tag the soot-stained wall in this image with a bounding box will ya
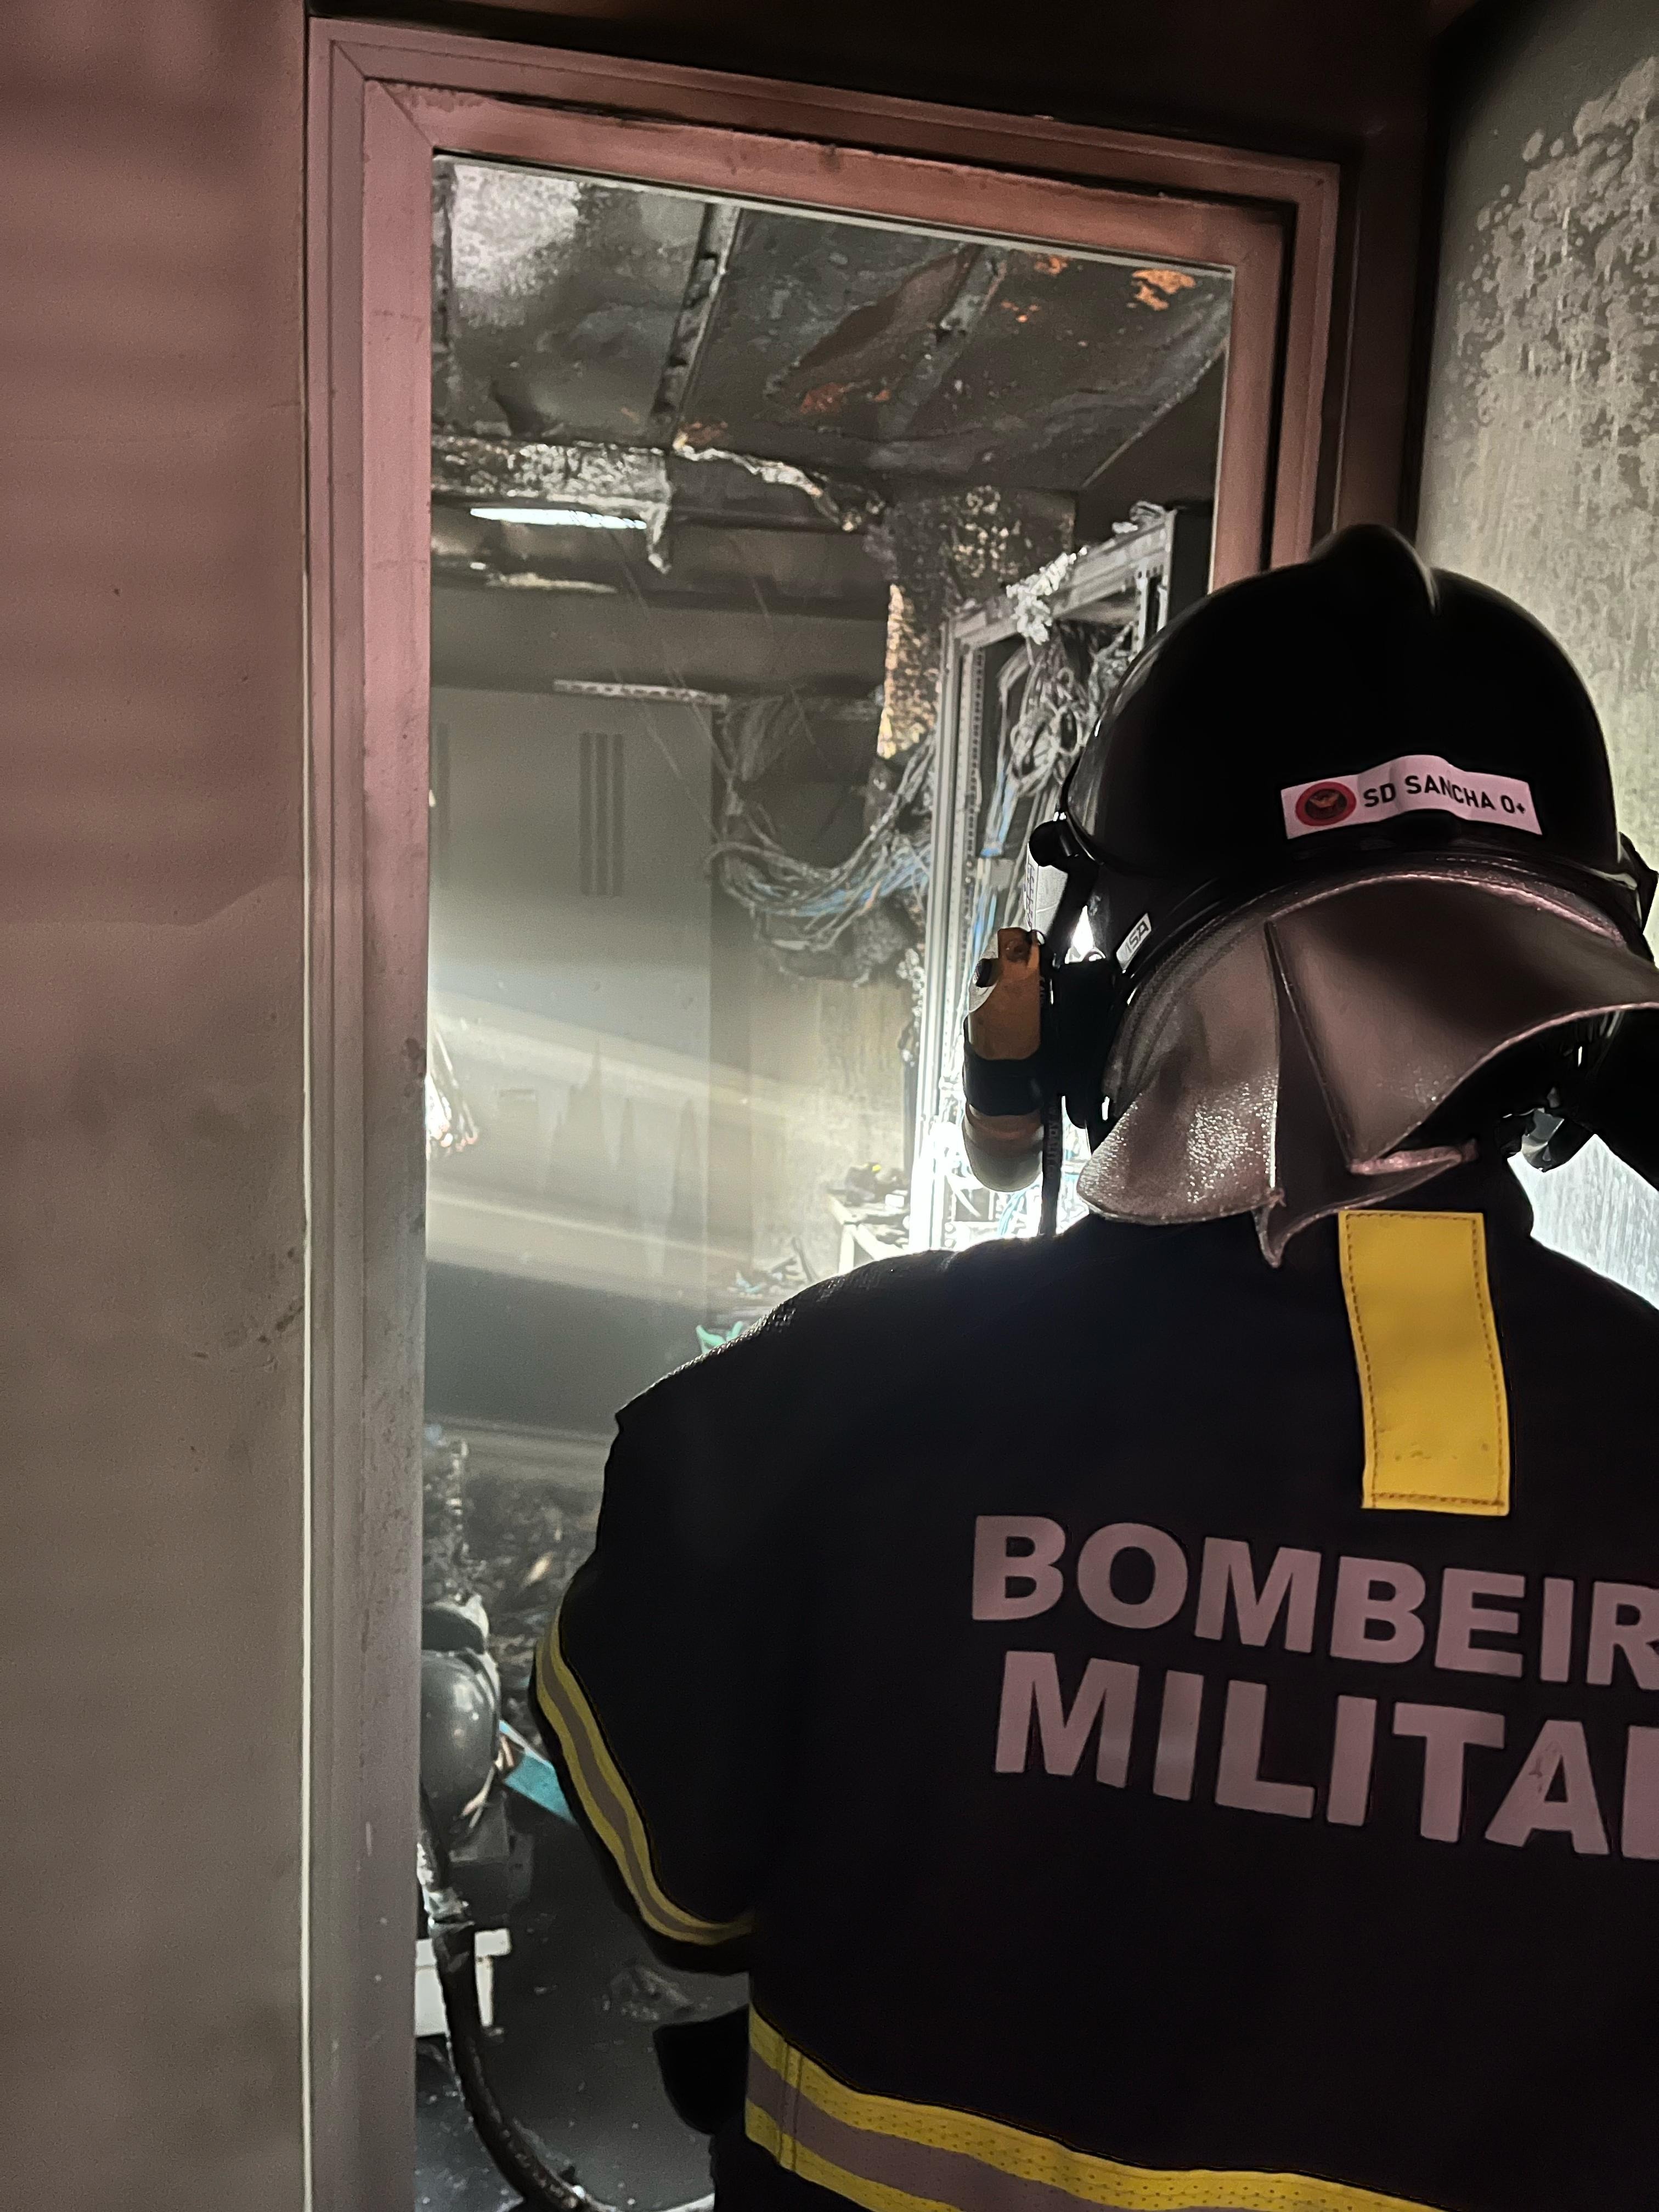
[1418,0,1659,1300]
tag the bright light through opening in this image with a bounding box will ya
[470,506,647,531]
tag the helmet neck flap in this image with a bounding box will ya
[1072,854,1659,1262]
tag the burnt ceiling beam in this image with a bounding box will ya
[432,431,673,565]
[669,507,868,535]
[435,567,887,622]
[873,248,1009,441]
[432,431,672,514]
[670,436,885,532]
[647,201,742,445]
[434,430,884,541]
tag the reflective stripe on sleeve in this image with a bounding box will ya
[533,1605,754,1949]
[1338,1209,1510,1517]
[746,2010,1446,2212]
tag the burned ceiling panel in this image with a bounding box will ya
[431,499,889,613]
[435,167,1232,499]
[437,162,707,442]
[431,161,1229,753]
[428,161,1233,1002]
[680,217,1232,491]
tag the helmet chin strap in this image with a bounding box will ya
[1551,1011,1659,1189]
[1038,1102,1065,1237]
[1032,825,1096,1237]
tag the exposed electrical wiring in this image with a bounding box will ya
[709,697,931,982]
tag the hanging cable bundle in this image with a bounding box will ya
[709,694,932,981]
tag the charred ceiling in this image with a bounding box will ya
[431,158,1231,633]
[430,158,1231,981]
[435,160,1229,488]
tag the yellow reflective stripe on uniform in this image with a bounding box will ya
[747,2011,1447,2212]
[1338,1209,1510,1517]
[533,1606,753,1948]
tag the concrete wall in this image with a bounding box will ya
[1417,0,1659,1300]
[0,4,308,2209]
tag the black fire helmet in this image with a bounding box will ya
[1047,522,1654,973]
[1022,524,1659,1205]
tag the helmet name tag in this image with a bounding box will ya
[1281,753,1541,840]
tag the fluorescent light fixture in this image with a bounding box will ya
[470,505,646,531]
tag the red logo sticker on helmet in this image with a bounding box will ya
[1295,782,1357,828]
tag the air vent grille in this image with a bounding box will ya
[579,730,625,896]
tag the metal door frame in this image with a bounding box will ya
[304,19,1340,2201]
[912,509,1211,1251]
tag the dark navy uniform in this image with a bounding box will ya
[535,1153,1659,2212]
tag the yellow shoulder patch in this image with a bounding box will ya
[1338,1209,1510,1517]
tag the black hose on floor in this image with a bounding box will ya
[417,1791,606,2212]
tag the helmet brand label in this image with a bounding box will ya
[1115,913,1152,970]
[1281,754,1541,840]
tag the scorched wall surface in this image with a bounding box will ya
[1419,0,1659,1300]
